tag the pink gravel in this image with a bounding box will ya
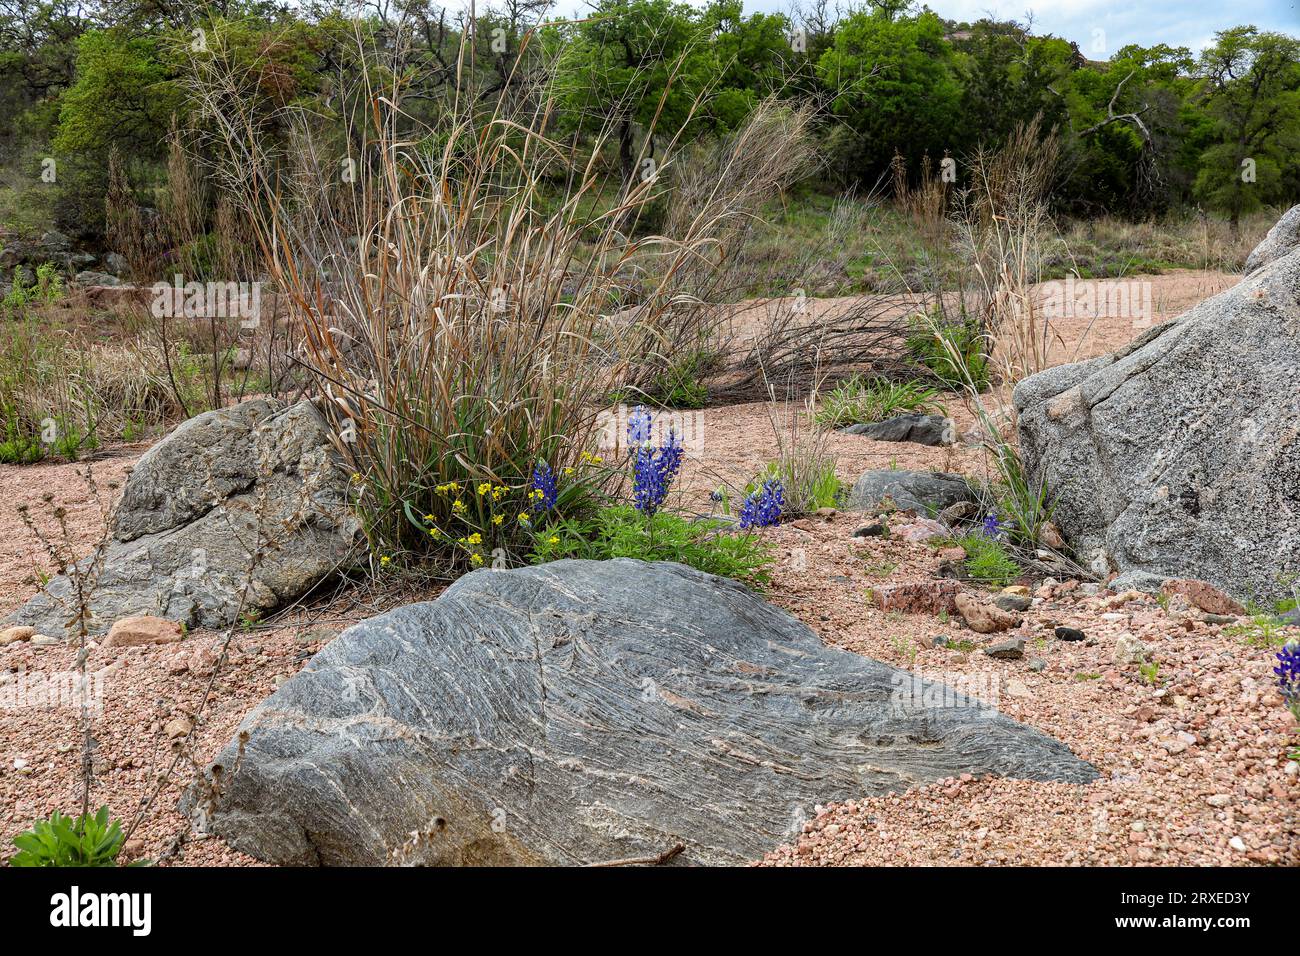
[3,268,1295,866]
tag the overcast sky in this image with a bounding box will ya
[531,0,1297,54]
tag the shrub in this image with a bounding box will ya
[8,807,140,867]
[530,505,773,586]
[959,531,1019,586]
[815,374,946,428]
[905,315,989,390]
[646,349,715,409]
[185,28,793,572]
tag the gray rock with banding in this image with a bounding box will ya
[192,559,1096,866]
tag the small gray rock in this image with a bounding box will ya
[74,270,121,287]
[984,638,1026,660]
[847,469,976,515]
[853,523,887,537]
[102,252,128,276]
[40,229,71,253]
[1028,658,1047,672]
[994,594,1033,613]
[842,414,956,446]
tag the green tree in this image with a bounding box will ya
[700,0,793,130]
[1061,42,1195,213]
[52,28,181,158]
[1193,27,1300,227]
[815,9,960,184]
[550,0,712,188]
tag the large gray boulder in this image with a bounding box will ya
[191,559,1096,866]
[1244,204,1300,276]
[8,398,362,635]
[1015,219,1300,603]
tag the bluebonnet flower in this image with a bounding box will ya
[627,405,653,446]
[709,489,724,503]
[632,428,683,517]
[530,461,557,513]
[982,513,1006,538]
[1274,642,1300,706]
[740,478,784,529]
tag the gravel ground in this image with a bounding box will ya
[753,514,1299,866]
[3,268,1294,867]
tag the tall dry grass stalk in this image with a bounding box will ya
[181,20,794,560]
[891,150,949,249]
[950,118,1063,414]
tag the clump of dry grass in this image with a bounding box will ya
[181,21,803,565]
[1057,208,1276,273]
[949,117,1063,402]
[0,317,206,461]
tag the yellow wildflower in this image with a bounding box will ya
[467,532,482,545]
[469,553,484,567]
[477,482,491,496]
[492,514,504,526]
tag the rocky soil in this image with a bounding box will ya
[1,268,1295,866]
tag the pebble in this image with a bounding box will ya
[994,593,1032,613]
[983,638,1025,660]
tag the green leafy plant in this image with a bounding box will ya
[747,458,840,516]
[33,262,64,303]
[8,807,142,867]
[1226,614,1293,648]
[959,532,1019,586]
[814,375,946,428]
[647,350,715,409]
[530,504,773,586]
[906,314,989,389]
